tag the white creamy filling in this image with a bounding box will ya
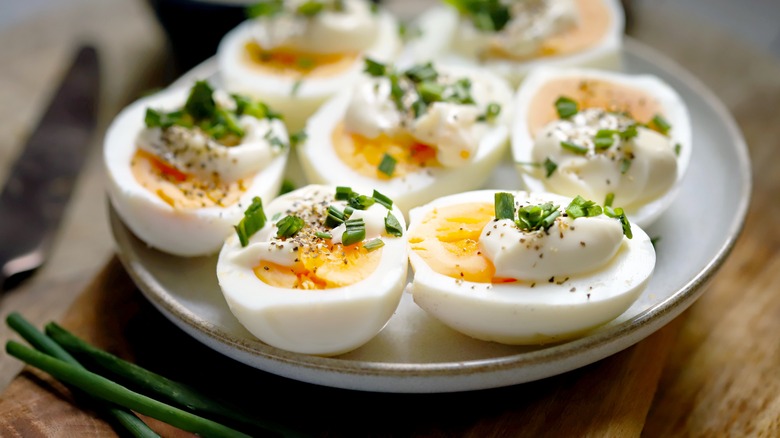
[479,214,624,281]
[136,116,283,183]
[249,0,378,54]
[453,0,579,59]
[532,109,678,208]
[342,71,497,168]
[228,190,389,269]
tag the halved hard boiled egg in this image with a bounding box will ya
[407,189,654,344]
[217,0,402,131]
[216,184,408,356]
[400,0,624,86]
[297,59,514,214]
[511,67,692,228]
[105,81,289,257]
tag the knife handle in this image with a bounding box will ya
[0,46,99,290]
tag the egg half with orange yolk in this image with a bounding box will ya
[400,0,624,86]
[104,82,289,257]
[297,61,514,215]
[511,67,691,228]
[406,190,655,344]
[217,0,401,131]
[216,184,408,356]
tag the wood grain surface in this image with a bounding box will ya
[1,1,779,437]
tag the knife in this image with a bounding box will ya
[0,46,100,291]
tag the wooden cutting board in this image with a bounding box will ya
[0,257,684,437]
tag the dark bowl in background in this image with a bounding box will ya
[146,0,251,76]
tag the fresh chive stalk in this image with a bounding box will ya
[275,215,305,238]
[348,194,376,210]
[44,323,298,437]
[325,205,345,228]
[555,96,578,118]
[494,192,515,220]
[384,212,404,237]
[560,140,588,155]
[6,314,158,438]
[604,192,615,208]
[363,238,385,252]
[335,186,353,200]
[377,154,397,177]
[235,197,266,247]
[565,196,602,219]
[342,218,366,246]
[372,190,393,209]
[6,341,251,438]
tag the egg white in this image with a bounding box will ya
[216,184,409,356]
[104,85,289,257]
[399,0,624,86]
[511,67,692,228]
[297,64,514,215]
[407,189,655,345]
[217,8,401,132]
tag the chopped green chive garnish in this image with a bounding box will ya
[594,130,616,150]
[185,81,217,119]
[275,215,304,238]
[384,212,404,237]
[404,62,438,83]
[516,202,560,232]
[650,114,672,135]
[372,190,393,209]
[565,196,603,219]
[343,206,354,218]
[348,194,376,210]
[342,218,366,246]
[620,157,633,174]
[335,186,354,200]
[234,197,266,247]
[278,179,295,195]
[620,124,639,140]
[290,80,303,96]
[363,238,385,252]
[544,157,558,178]
[296,1,324,16]
[315,231,332,239]
[477,102,501,123]
[364,58,387,77]
[604,192,615,208]
[378,153,397,177]
[325,205,345,228]
[361,60,477,118]
[417,81,446,104]
[296,57,315,70]
[246,0,284,18]
[145,80,278,141]
[561,140,589,155]
[445,0,511,31]
[555,96,579,118]
[289,130,307,147]
[605,206,633,239]
[674,143,682,156]
[650,236,661,247]
[494,192,515,220]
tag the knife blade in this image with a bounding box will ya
[0,45,100,290]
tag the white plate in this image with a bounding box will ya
[110,39,750,393]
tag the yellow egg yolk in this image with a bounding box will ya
[527,78,663,137]
[485,0,611,61]
[244,42,359,79]
[409,202,516,283]
[254,241,382,289]
[332,121,439,179]
[130,150,246,209]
